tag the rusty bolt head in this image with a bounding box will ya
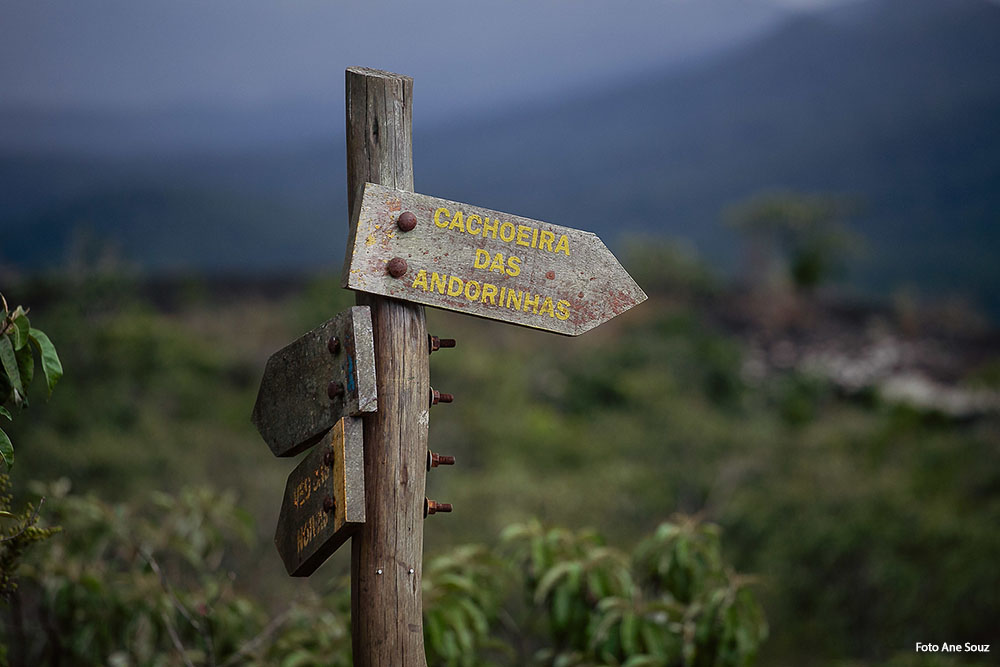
[429,388,454,406]
[424,498,453,517]
[397,211,417,232]
[327,381,344,400]
[427,451,456,470]
[327,336,340,355]
[323,496,335,513]
[429,335,458,353]
[387,257,408,278]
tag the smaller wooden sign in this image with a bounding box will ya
[274,416,365,577]
[252,306,376,457]
[342,183,646,336]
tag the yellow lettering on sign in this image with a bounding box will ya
[516,225,532,247]
[506,289,522,311]
[499,221,516,242]
[430,272,448,295]
[464,280,481,301]
[482,217,498,239]
[523,292,540,314]
[292,462,330,508]
[555,235,570,256]
[539,230,555,252]
[488,253,505,274]
[431,206,571,257]
[296,508,331,556]
[402,260,579,324]
[481,283,499,305]
[431,202,573,259]
[434,207,450,228]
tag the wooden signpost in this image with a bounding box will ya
[252,66,646,666]
[274,416,365,577]
[344,184,646,336]
[252,306,376,457]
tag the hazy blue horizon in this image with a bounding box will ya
[1,0,860,124]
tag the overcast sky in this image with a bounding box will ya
[1,0,860,122]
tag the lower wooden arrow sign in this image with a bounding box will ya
[274,416,365,577]
[252,305,376,457]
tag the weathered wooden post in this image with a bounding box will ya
[344,66,430,666]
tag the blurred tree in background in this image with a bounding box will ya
[727,192,863,293]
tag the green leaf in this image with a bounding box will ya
[621,612,639,656]
[552,585,572,632]
[0,406,10,420]
[536,561,578,603]
[12,313,30,350]
[15,344,34,390]
[29,329,62,397]
[0,426,12,468]
[0,335,23,398]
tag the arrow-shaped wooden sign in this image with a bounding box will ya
[343,183,647,336]
[274,416,365,577]
[252,306,376,457]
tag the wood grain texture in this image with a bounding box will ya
[344,184,647,335]
[273,416,365,577]
[346,67,429,667]
[252,306,376,457]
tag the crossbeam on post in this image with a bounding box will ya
[345,67,429,666]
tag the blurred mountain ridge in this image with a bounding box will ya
[2,0,999,313]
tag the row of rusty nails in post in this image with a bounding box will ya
[313,448,454,517]
[321,332,456,402]
[322,314,458,519]
[426,312,456,518]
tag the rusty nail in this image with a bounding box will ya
[327,381,344,400]
[323,496,335,513]
[429,335,458,353]
[424,498,453,517]
[324,450,335,467]
[397,211,417,232]
[427,451,456,470]
[327,336,340,355]
[387,257,408,278]
[429,388,454,406]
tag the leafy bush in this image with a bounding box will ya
[0,294,63,468]
[2,482,763,667]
